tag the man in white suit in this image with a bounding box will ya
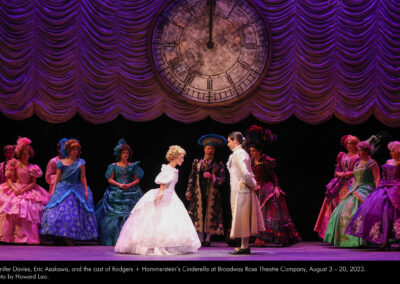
[226,132,265,254]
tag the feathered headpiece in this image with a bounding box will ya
[245,125,277,151]
[113,138,127,156]
[366,131,392,155]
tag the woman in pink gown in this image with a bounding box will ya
[0,137,50,244]
[314,135,359,239]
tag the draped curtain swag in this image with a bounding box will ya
[0,0,399,125]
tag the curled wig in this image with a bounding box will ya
[166,145,186,162]
[115,144,132,162]
[388,141,400,153]
[65,139,82,156]
[15,137,34,158]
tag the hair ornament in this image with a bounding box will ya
[113,138,127,156]
[366,131,391,155]
[245,125,277,151]
[15,137,32,156]
[58,138,68,158]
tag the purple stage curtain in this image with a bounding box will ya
[0,0,399,125]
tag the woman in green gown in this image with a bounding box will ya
[324,141,380,247]
[95,139,144,245]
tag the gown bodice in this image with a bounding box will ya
[105,162,144,185]
[381,164,400,185]
[251,154,279,186]
[339,153,359,172]
[57,159,85,184]
[352,159,376,188]
[16,167,34,184]
[15,164,42,185]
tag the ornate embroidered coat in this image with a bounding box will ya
[186,158,225,235]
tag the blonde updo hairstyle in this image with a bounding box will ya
[166,145,186,162]
[388,141,400,153]
[65,139,82,157]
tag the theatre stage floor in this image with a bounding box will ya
[0,241,399,261]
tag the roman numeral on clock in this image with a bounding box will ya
[226,74,234,85]
[168,58,180,70]
[184,70,196,85]
[238,23,251,30]
[239,61,251,70]
[207,78,213,90]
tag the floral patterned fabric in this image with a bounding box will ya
[40,158,98,240]
[0,161,50,244]
[345,164,400,244]
[324,159,377,247]
[186,159,225,235]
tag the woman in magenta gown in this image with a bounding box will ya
[246,125,300,246]
[314,135,359,239]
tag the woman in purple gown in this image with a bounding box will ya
[345,141,400,249]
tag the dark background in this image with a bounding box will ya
[0,113,398,241]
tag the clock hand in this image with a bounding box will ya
[207,0,216,49]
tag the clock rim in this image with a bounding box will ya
[147,0,273,107]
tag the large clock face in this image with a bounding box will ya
[150,0,271,106]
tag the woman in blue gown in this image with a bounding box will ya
[95,139,144,245]
[40,139,98,245]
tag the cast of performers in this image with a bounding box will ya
[324,140,380,247]
[226,132,265,254]
[40,139,98,245]
[345,141,400,249]
[0,137,50,244]
[95,139,144,246]
[314,135,360,239]
[186,134,226,247]
[0,145,15,184]
[115,145,201,255]
[45,138,68,193]
[246,126,301,246]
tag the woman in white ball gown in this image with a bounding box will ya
[114,145,201,255]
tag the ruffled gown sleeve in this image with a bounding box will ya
[132,161,144,180]
[155,165,174,185]
[45,157,58,186]
[105,163,116,179]
[28,164,43,178]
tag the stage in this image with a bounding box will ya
[0,241,399,280]
[1,241,399,261]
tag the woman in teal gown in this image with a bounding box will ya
[324,141,380,247]
[95,139,144,245]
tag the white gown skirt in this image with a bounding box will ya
[114,188,201,255]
